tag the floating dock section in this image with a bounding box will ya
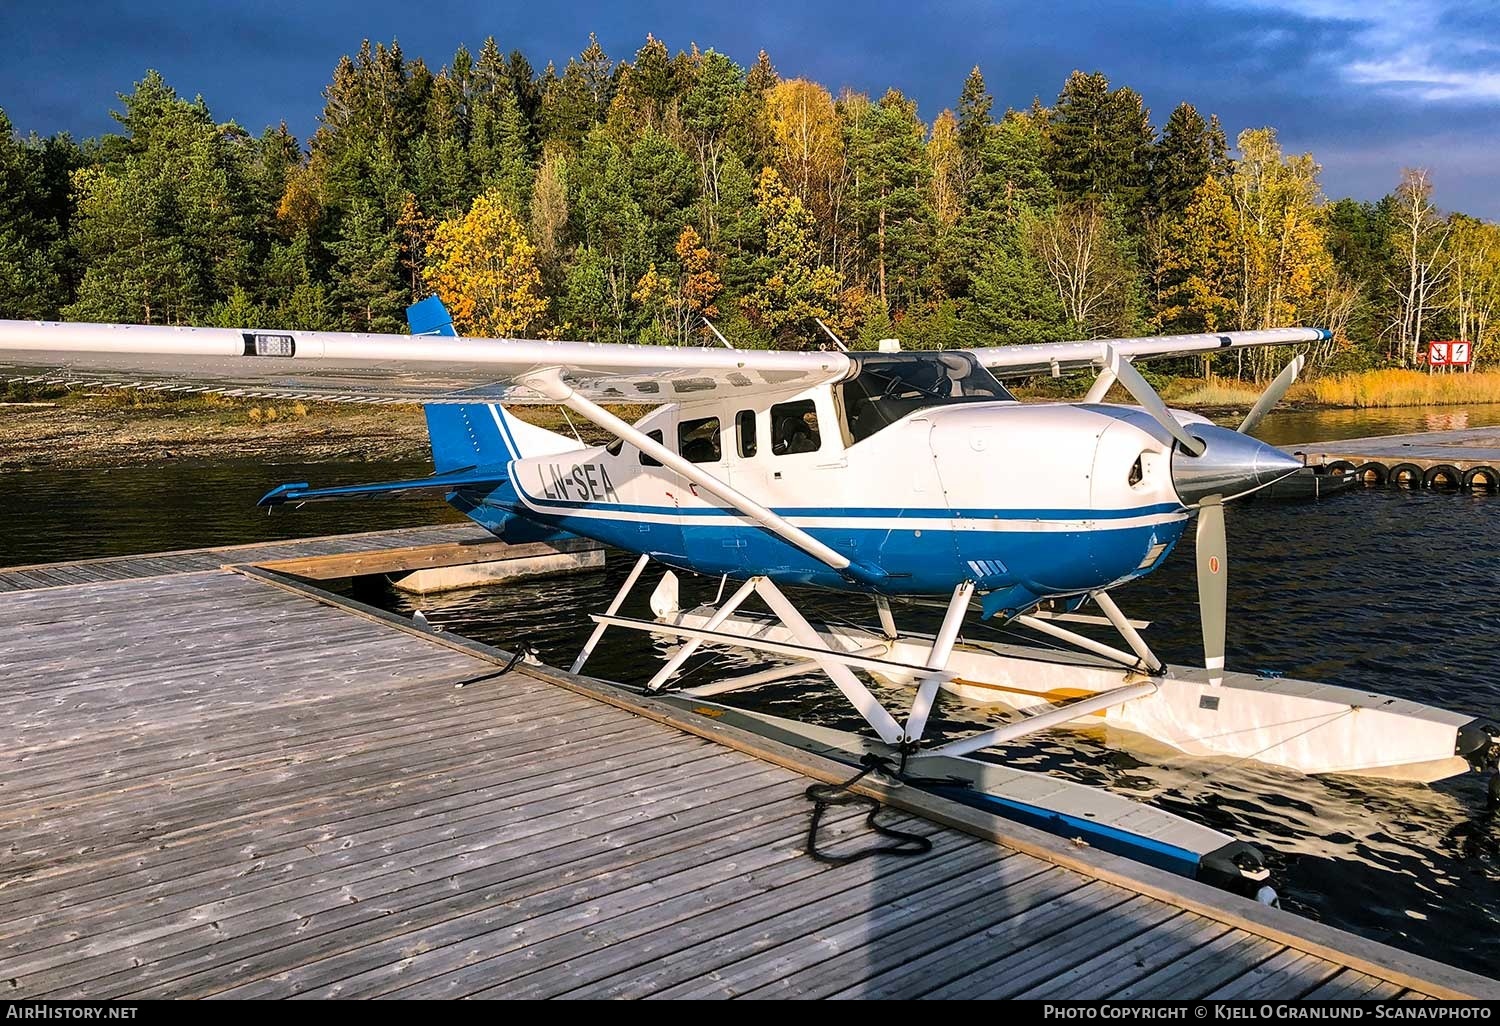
[1294,427,1500,491]
[1,529,1496,999]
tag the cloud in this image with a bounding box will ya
[1226,0,1500,104]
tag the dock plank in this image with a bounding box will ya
[0,560,1493,1001]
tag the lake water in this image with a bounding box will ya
[2,405,1498,976]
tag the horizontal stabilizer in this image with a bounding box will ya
[258,465,507,507]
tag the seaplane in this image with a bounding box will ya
[2,302,1496,899]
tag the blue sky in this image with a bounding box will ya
[2,0,1497,216]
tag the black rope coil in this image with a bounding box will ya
[804,754,934,866]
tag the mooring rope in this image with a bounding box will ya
[803,754,934,866]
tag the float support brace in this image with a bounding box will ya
[570,552,651,674]
[903,581,976,744]
[645,575,759,691]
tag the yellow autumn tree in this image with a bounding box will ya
[423,189,548,337]
[764,79,845,235]
[632,227,726,345]
[1158,176,1242,334]
[395,193,434,302]
[1229,130,1332,328]
[1228,128,1333,378]
[676,225,722,319]
[631,262,674,344]
[928,109,964,227]
[275,164,322,236]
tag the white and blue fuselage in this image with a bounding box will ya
[444,390,1197,619]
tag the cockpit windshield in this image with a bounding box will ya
[837,351,1014,443]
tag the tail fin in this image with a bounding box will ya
[407,295,458,337]
[408,298,583,472]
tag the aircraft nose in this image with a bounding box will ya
[1170,424,1304,505]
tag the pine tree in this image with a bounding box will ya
[469,38,533,209]
[680,50,744,231]
[629,127,697,267]
[1150,102,1214,220]
[578,34,615,126]
[620,34,676,130]
[844,89,935,311]
[65,73,256,324]
[506,49,542,149]
[965,219,1069,344]
[1045,71,1154,219]
[560,245,612,340]
[956,66,992,164]
[0,108,65,318]
[331,199,407,332]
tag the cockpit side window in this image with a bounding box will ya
[736,410,758,457]
[838,352,1014,443]
[679,416,722,463]
[770,400,821,455]
[639,428,665,466]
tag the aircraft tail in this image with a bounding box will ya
[408,298,582,472]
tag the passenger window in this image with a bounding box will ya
[771,400,821,455]
[678,416,722,464]
[736,410,757,458]
[639,428,664,467]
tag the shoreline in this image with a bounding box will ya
[0,397,435,472]
[3,389,1497,473]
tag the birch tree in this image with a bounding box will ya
[1029,200,1137,337]
[1446,214,1500,369]
[1388,168,1452,366]
[1227,129,1332,376]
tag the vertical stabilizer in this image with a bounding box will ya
[407,298,584,471]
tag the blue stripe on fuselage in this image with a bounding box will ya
[512,488,1182,522]
[450,479,1186,600]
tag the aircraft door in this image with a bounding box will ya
[675,407,747,574]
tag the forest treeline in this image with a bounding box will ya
[1,33,1496,376]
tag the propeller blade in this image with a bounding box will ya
[1196,497,1228,687]
[1106,346,1206,456]
[1237,354,1306,436]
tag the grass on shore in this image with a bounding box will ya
[1294,369,1500,408]
[1034,368,1500,410]
[1163,381,1266,407]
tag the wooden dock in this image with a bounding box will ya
[1293,428,1500,489]
[1,532,1497,1000]
[0,524,601,593]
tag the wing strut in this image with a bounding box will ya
[521,370,876,582]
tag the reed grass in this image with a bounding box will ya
[1295,369,1500,408]
[1164,381,1265,407]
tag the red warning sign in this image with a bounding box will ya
[1429,340,1472,366]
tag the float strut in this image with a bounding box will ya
[903,581,976,744]
[1092,590,1164,675]
[569,553,650,675]
[645,576,759,691]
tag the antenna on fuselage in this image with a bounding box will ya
[701,317,735,349]
[814,318,849,353]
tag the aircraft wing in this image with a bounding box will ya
[0,320,848,405]
[0,319,1328,404]
[965,328,1330,378]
